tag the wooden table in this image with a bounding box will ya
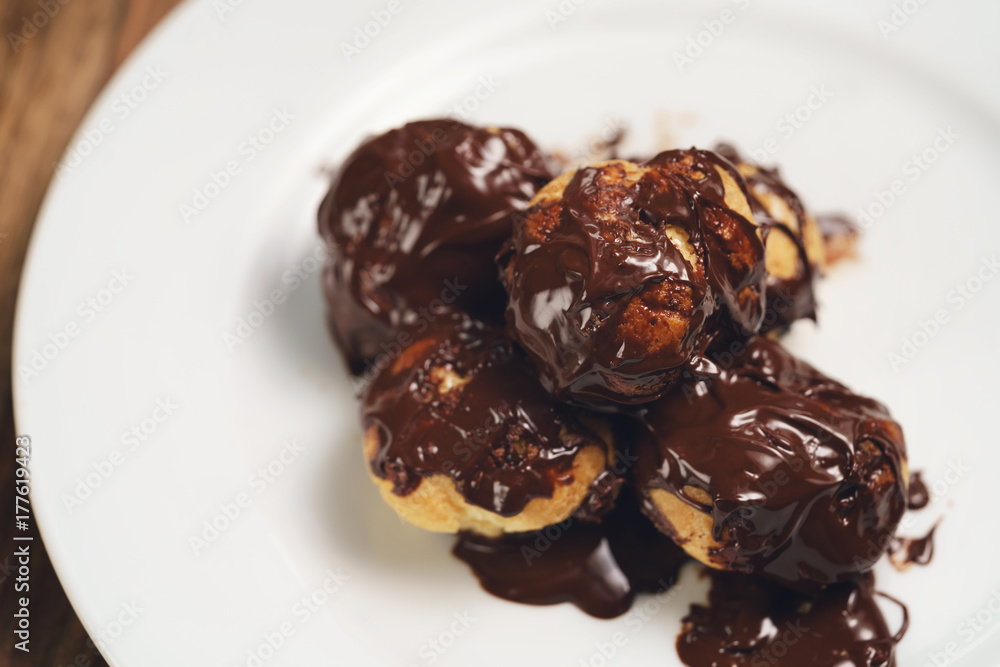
[1,2,182,664]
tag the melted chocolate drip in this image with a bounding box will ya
[452,493,688,618]
[890,523,937,570]
[907,471,930,510]
[636,337,908,588]
[503,149,766,406]
[318,119,552,374]
[362,318,615,517]
[677,571,905,666]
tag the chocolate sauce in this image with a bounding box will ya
[502,149,766,406]
[362,318,616,517]
[636,337,908,588]
[677,571,905,666]
[890,523,937,569]
[452,493,688,618]
[318,119,552,374]
[715,144,818,333]
[907,471,930,510]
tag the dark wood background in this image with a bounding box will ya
[1,1,183,664]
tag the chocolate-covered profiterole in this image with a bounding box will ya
[677,571,906,666]
[636,337,908,588]
[715,144,826,333]
[319,119,551,374]
[362,316,619,536]
[501,150,766,406]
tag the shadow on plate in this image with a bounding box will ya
[265,245,462,579]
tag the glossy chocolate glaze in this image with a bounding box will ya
[318,119,551,374]
[907,471,930,510]
[677,571,905,666]
[636,337,908,588]
[362,317,617,517]
[452,493,688,618]
[502,149,766,407]
[715,144,818,333]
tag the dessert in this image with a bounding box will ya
[318,119,926,666]
[501,150,766,407]
[318,119,551,374]
[715,144,826,333]
[361,316,619,536]
[635,336,908,588]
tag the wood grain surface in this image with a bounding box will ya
[1,1,183,664]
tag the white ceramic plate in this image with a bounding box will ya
[15,0,1000,664]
